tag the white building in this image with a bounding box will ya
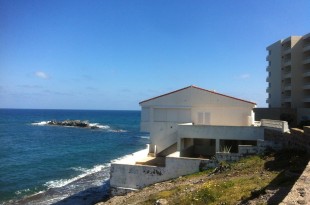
[109,86,268,194]
[140,85,257,156]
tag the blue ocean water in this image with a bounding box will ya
[0,109,149,205]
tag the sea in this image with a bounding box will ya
[0,109,149,205]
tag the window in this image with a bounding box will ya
[197,112,211,125]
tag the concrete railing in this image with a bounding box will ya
[261,119,289,133]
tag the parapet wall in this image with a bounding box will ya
[264,127,310,153]
[261,119,289,133]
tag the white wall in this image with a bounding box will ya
[110,156,217,190]
[177,124,264,142]
[150,122,179,154]
[140,86,256,155]
[191,107,253,126]
[267,41,282,108]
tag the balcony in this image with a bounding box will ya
[304,56,310,64]
[266,66,271,71]
[282,47,291,55]
[266,98,270,104]
[283,72,292,79]
[304,42,310,52]
[283,59,291,66]
[266,87,270,92]
[266,55,271,61]
[283,84,292,91]
[303,71,310,77]
[283,96,292,102]
[266,76,270,82]
[303,84,310,90]
[303,97,310,102]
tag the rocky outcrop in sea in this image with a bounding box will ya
[48,120,100,129]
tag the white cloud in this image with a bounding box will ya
[239,74,250,79]
[35,71,49,79]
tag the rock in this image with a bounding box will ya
[47,120,92,128]
[155,199,168,205]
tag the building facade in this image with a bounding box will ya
[266,33,310,109]
[140,85,257,156]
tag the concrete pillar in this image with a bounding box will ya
[177,138,182,151]
[216,139,220,152]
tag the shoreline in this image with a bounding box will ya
[1,149,149,205]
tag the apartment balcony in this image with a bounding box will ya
[304,56,310,64]
[304,42,310,52]
[266,87,270,93]
[303,84,310,90]
[303,71,310,77]
[303,97,310,102]
[283,96,292,102]
[266,66,271,71]
[266,98,270,103]
[266,55,271,61]
[266,76,270,82]
[283,84,292,91]
[283,59,291,67]
[282,47,291,55]
[283,72,292,79]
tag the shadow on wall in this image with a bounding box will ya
[254,108,297,127]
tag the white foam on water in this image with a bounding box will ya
[10,147,147,205]
[140,136,150,139]
[44,164,110,189]
[31,121,50,126]
[108,129,127,133]
[89,123,110,129]
[15,188,31,195]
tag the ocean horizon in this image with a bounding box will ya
[0,109,149,205]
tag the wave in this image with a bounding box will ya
[7,148,147,205]
[140,136,150,139]
[15,189,31,196]
[44,164,110,189]
[31,121,50,126]
[88,123,110,129]
[45,147,148,190]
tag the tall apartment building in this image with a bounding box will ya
[266,33,310,109]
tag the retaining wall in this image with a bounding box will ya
[110,155,217,195]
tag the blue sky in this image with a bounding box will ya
[0,0,309,110]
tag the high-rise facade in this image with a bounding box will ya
[266,33,310,109]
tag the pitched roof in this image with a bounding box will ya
[139,85,256,105]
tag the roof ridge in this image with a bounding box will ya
[139,85,256,105]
